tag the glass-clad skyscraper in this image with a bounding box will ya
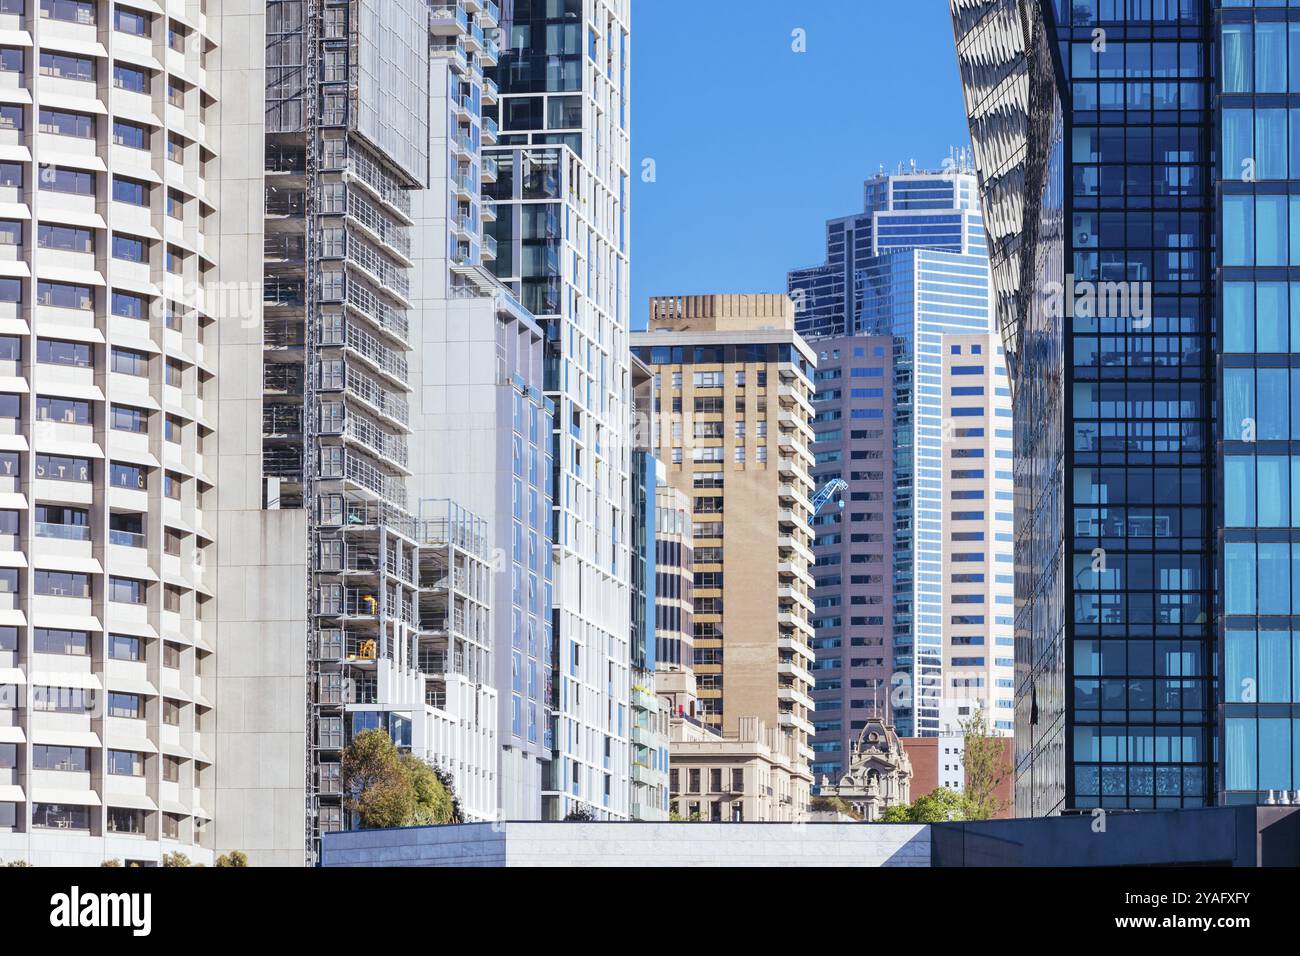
[952,0,1266,815]
[790,170,1010,741]
[486,0,632,820]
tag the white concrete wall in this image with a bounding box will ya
[321,821,932,867]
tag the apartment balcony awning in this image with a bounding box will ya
[39,788,101,807]
[40,90,106,115]
[34,439,103,460]
[0,609,23,628]
[36,265,105,287]
[0,785,22,803]
[104,791,157,811]
[31,615,100,638]
[31,729,102,750]
[103,733,157,755]
[106,618,155,639]
[32,554,103,577]
[36,150,107,174]
[0,552,25,568]
[0,667,24,685]
[0,494,23,515]
[31,670,102,690]
[0,726,24,743]
[105,678,158,700]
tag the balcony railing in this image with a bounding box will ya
[36,522,91,541]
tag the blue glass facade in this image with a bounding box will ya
[1217,0,1300,803]
[789,173,997,738]
[957,0,1241,812]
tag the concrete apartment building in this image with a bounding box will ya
[0,0,232,867]
[0,0,629,866]
[633,294,817,770]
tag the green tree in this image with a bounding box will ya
[343,730,465,829]
[878,787,968,823]
[343,728,415,829]
[215,851,249,867]
[101,859,121,868]
[563,804,594,822]
[3,859,32,867]
[161,851,191,867]
[401,754,457,825]
[960,705,1010,821]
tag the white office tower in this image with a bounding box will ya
[0,0,224,865]
[485,0,633,819]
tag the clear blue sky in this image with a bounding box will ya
[629,0,971,330]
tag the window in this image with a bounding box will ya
[0,48,22,74]
[35,570,90,597]
[110,405,148,433]
[109,633,141,661]
[111,348,148,377]
[162,699,180,725]
[32,686,91,712]
[37,338,91,367]
[0,104,21,131]
[113,120,148,149]
[113,7,148,35]
[40,52,94,81]
[36,454,90,482]
[41,0,94,24]
[109,576,147,605]
[37,281,93,309]
[112,176,149,206]
[106,807,145,834]
[39,166,94,196]
[109,461,146,490]
[38,108,93,138]
[108,692,142,718]
[112,234,146,263]
[32,745,88,771]
[112,291,148,320]
[32,624,91,655]
[37,224,92,252]
[113,63,149,93]
[163,584,182,612]
[164,414,182,443]
[107,750,143,776]
[36,396,92,425]
[33,804,91,829]
[164,471,182,499]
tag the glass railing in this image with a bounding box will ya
[480,155,498,179]
[35,522,90,541]
[109,529,146,548]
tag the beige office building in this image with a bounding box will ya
[940,331,1014,735]
[633,294,817,770]
[667,714,811,822]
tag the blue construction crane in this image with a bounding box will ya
[810,478,848,517]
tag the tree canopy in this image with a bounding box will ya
[342,728,460,829]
